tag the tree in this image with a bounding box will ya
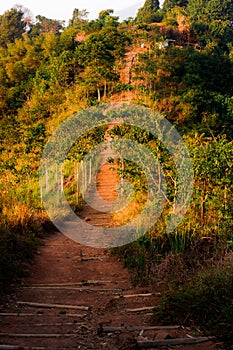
[69,9,89,28]
[134,45,233,134]
[59,26,78,51]
[187,0,233,22]
[100,26,131,60]
[0,8,27,47]
[80,9,119,34]
[75,32,119,100]
[98,9,119,27]
[187,0,233,48]
[163,0,188,12]
[0,34,44,112]
[14,4,34,30]
[135,0,160,23]
[29,15,64,36]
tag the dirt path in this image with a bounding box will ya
[0,136,218,349]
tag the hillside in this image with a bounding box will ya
[0,2,232,348]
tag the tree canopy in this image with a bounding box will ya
[135,0,160,23]
[163,0,188,12]
[0,8,27,47]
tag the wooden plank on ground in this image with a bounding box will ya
[16,301,89,311]
[0,313,36,317]
[29,280,112,287]
[0,313,86,317]
[81,257,103,261]
[113,293,161,299]
[0,333,75,338]
[0,346,25,350]
[22,286,122,292]
[98,325,180,333]
[137,337,215,348]
[126,306,155,312]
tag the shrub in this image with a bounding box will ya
[0,227,39,294]
[153,263,233,345]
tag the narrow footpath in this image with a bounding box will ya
[0,130,218,349]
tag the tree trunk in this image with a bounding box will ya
[201,178,206,226]
[104,81,107,98]
[97,86,101,101]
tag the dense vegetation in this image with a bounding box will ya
[0,0,232,344]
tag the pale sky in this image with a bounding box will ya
[0,0,145,22]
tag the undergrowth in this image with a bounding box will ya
[0,184,46,295]
[114,229,233,346]
[153,261,233,345]
[0,223,41,295]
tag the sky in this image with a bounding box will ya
[0,0,147,22]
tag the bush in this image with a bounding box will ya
[0,227,39,294]
[153,263,233,345]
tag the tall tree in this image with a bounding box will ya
[187,0,233,22]
[98,9,119,27]
[69,9,89,28]
[187,0,233,48]
[0,8,26,48]
[163,0,189,12]
[75,31,119,100]
[135,0,160,23]
[30,15,64,36]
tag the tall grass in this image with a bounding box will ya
[153,261,233,345]
[0,177,45,294]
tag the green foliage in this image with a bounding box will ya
[68,8,89,28]
[113,83,135,92]
[135,0,160,24]
[75,26,129,99]
[67,126,108,161]
[154,265,233,343]
[112,127,232,295]
[29,15,64,36]
[163,0,188,12]
[0,8,26,48]
[134,46,233,135]
[0,7,232,337]
[188,0,233,22]
[98,9,119,27]
[187,0,233,47]
[24,123,46,154]
[81,9,119,33]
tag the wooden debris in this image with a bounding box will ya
[113,293,161,299]
[44,244,65,247]
[26,322,74,326]
[0,345,80,350]
[0,313,86,317]
[29,280,112,287]
[61,313,87,317]
[126,306,155,312]
[81,257,102,261]
[0,313,36,317]
[16,301,89,311]
[0,346,25,350]
[137,337,215,348]
[0,348,49,350]
[23,286,122,292]
[98,324,180,334]
[0,333,75,338]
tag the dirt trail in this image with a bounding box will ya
[120,46,146,85]
[0,133,218,349]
